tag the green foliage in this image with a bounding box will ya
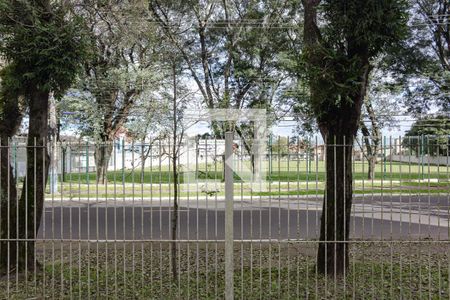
[321,0,409,58]
[66,1,158,140]
[0,63,22,118]
[302,0,408,118]
[404,115,450,156]
[0,0,88,99]
[383,0,450,114]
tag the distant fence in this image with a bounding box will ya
[389,154,450,166]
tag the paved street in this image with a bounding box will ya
[37,195,449,240]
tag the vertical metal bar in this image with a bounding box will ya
[38,138,45,299]
[418,136,423,299]
[86,141,91,299]
[131,140,136,295]
[113,139,118,300]
[260,136,266,300]
[186,137,190,299]
[140,140,145,292]
[224,132,234,300]
[249,133,254,298]
[6,138,11,297]
[0,138,2,294]
[379,136,385,294]
[15,140,22,295]
[355,136,360,299]
[104,141,109,298]
[59,142,64,299]
[122,139,126,299]
[408,136,412,298]
[195,138,199,299]
[324,136,328,293]
[296,136,301,298]
[77,140,82,300]
[314,135,319,298]
[67,144,73,299]
[158,139,162,297]
[214,136,218,300]
[343,135,346,295]
[333,135,337,287]
[216,136,219,299]
[33,139,38,294]
[50,139,55,300]
[149,139,154,296]
[277,136,282,299]
[427,136,432,299]
[239,135,244,298]
[398,136,403,297]
[389,136,394,299]
[447,140,449,300]
[167,137,172,296]
[95,141,100,298]
[205,136,209,297]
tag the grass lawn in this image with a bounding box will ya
[60,161,450,185]
[1,242,448,299]
[43,160,449,199]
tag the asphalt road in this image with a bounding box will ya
[37,195,449,241]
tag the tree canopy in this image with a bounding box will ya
[404,114,450,155]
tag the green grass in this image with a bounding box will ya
[60,161,450,185]
[41,160,448,198]
[1,242,448,299]
[254,188,449,197]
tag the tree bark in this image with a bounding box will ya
[368,156,376,180]
[317,134,353,276]
[0,139,19,275]
[94,141,113,184]
[61,146,67,182]
[17,89,50,272]
[303,0,371,277]
[361,123,377,180]
[171,148,179,281]
[170,62,179,282]
[0,96,23,275]
[360,97,381,180]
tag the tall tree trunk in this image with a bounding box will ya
[17,89,50,271]
[171,150,178,281]
[360,97,381,180]
[368,156,376,180]
[361,124,376,180]
[49,94,58,193]
[94,141,113,184]
[61,146,67,182]
[0,96,23,275]
[171,61,179,282]
[317,134,353,276]
[0,138,19,275]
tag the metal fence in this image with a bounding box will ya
[0,135,449,299]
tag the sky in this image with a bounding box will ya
[184,115,416,143]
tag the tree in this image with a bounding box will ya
[152,54,193,282]
[359,68,400,179]
[0,64,25,275]
[301,0,407,276]
[389,0,449,114]
[0,0,87,274]
[403,114,450,156]
[149,0,293,171]
[70,1,158,183]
